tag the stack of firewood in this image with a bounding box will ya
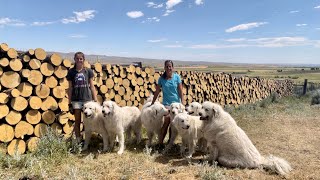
[0,42,293,155]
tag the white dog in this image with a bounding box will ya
[186,102,207,152]
[82,101,109,151]
[141,102,169,146]
[185,102,202,116]
[199,101,292,175]
[172,113,204,158]
[102,101,142,155]
[164,102,186,152]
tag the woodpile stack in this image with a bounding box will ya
[0,42,293,155]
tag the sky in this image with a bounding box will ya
[0,0,320,64]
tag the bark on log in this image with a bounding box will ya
[0,71,21,88]
[26,110,41,125]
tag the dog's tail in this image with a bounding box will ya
[260,155,292,176]
[145,93,155,104]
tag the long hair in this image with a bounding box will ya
[161,60,173,79]
[74,51,85,60]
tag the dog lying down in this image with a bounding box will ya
[199,101,292,175]
[172,112,204,158]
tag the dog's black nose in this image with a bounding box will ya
[199,112,202,116]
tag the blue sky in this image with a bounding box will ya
[1,0,319,64]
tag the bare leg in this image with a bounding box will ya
[74,109,82,143]
[159,115,170,144]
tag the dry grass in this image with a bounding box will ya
[0,94,319,179]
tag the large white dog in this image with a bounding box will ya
[172,113,204,158]
[102,101,142,155]
[185,101,207,152]
[164,102,186,152]
[82,101,109,151]
[141,102,169,146]
[199,101,292,175]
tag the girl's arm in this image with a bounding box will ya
[151,84,161,105]
[178,82,185,105]
[89,78,98,102]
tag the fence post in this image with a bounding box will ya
[303,79,308,95]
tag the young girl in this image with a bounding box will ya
[67,52,98,143]
[151,60,185,145]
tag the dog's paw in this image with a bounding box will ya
[117,150,124,155]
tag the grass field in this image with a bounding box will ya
[173,65,320,84]
[0,92,319,179]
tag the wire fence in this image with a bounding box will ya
[293,79,320,95]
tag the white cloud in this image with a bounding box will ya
[166,0,183,9]
[163,9,175,16]
[147,17,160,22]
[296,23,307,27]
[31,21,55,26]
[225,22,268,33]
[289,10,299,13]
[147,38,167,43]
[190,36,312,49]
[126,11,144,18]
[164,44,183,48]
[314,5,320,9]
[146,2,163,8]
[69,34,87,38]
[0,17,26,27]
[62,10,96,24]
[195,0,204,5]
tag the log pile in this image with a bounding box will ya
[0,43,293,155]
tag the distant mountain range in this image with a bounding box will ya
[53,52,320,68]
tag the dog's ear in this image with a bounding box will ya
[212,107,218,117]
[179,104,185,112]
[155,109,158,116]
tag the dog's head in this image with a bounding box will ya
[172,113,190,130]
[186,102,202,116]
[102,100,117,117]
[169,103,185,119]
[83,101,101,119]
[199,101,223,121]
[152,103,169,118]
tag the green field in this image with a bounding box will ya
[173,65,320,84]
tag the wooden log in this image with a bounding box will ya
[58,112,71,125]
[14,121,34,139]
[34,123,48,137]
[9,58,23,71]
[29,96,42,110]
[34,48,46,61]
[0,71,21,88]
[58,97,69,112]
[63,121,73,135]
[51,123,63,134]
[26,110,41,125]
[45,76,58,88]
[106,78,115,89]
[20,69,31,78]
[35,84,50,99]
[0,124,14,142]
[27,137,39,152]
[94,62,102,73]
[0,66,2,76]
[40,62,54,76]
[0,43,9,52]
[3,88,20,98]
[52,86,66,99]
[7,48,18,59]
[99,85,108,94]
[42,110,55,125]
[5,110,21,125]
[54,65,68,79]
[17,82,33,97]
[50,53,62,66]
[0,104,9,119]
[62,59,72,68]
[29,58,41,69]
[0,57,9,67]
[7,139,26,156]
[0,92,9,104]
[28,70,43,85]
[22,54,31,63]
[11,96,28,111]
[41,96,58,111]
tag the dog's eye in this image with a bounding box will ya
[191,105,193,107]
[205,109,209,111]
[181,120,184,122]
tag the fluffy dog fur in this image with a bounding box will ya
[102,101,142,155]
[185,101,207,152]
[172,113,204,158]
[164,102,186,152]
[141,102,169,146]
[199,101,292,175]
[82,101,109,151]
